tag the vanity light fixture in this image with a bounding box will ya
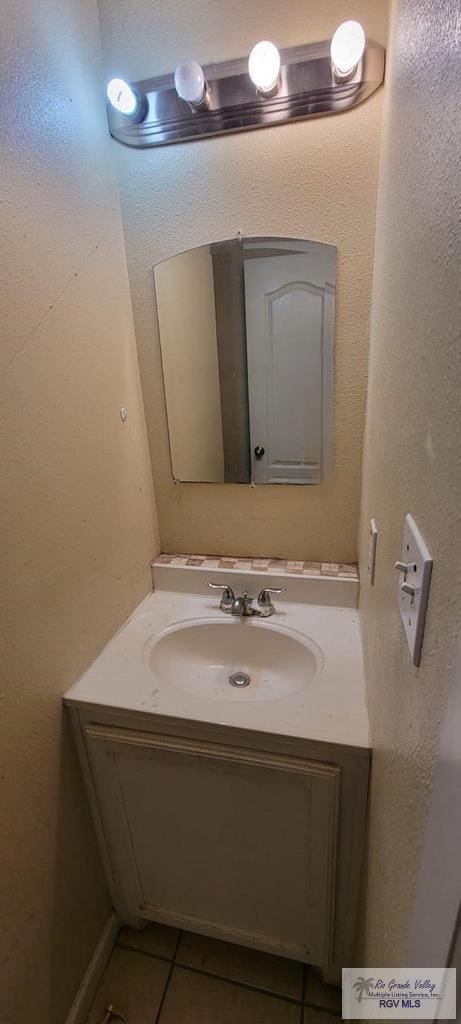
[174,59,210,109]
[330,21,366,79]
[106,31,384,148]
[106,77,146,121]
[248,40,281,95]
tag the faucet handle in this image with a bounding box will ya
[256,586,287,614]
[257,586,287,600]
[208,581,236,611]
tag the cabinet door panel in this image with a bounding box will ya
[84,725,339,964]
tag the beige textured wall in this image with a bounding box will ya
[359,0,461,964]
[0,0,159,1021]
[98,0,388,562]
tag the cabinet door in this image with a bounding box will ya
[84,724,339,965]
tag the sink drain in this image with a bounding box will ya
[229,671,250,688]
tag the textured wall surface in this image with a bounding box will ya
[0,0,159,1021]
[98,0,388,562]
[359,0,461,964]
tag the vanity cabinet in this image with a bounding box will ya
[70,707,369,977]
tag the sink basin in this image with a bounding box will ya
[146,618,322,702]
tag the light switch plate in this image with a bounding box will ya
[368,518,378,585]
[396,514,432,667]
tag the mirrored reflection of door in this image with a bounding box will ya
[154,237,336,485]
[244,247,334,484]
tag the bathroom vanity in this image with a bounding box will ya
[64,560,370,983]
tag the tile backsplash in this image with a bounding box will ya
[154,553,358,580]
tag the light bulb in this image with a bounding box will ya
[248,41,281,95]
[174,59,207,107]
[330,21,365,78]
[107,78,139,116]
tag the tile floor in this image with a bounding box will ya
[86,923,342,1024]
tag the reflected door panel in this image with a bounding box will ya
[154,237,336,485]
[244,252,334,484]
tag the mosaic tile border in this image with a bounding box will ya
[154,553,358,579]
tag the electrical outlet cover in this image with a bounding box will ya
[396,514,432,667]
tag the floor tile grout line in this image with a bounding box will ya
[171,929,183,964]
[153,931,183,1024]
[116,934,305,1006]
[304,998,341,1014]
[117,941,175,965]
[116,937,339,1015]
[168,960,305,1007]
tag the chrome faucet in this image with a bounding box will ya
[230,592,255,617]
[255,587,287,616]
[208,582,286,617]
[207,582,235,611]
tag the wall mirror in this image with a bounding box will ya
[154,236,336,484]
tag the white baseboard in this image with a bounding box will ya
[65,910,120,1024]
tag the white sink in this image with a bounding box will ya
[146,617,323,702]
[64,573,369,749]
